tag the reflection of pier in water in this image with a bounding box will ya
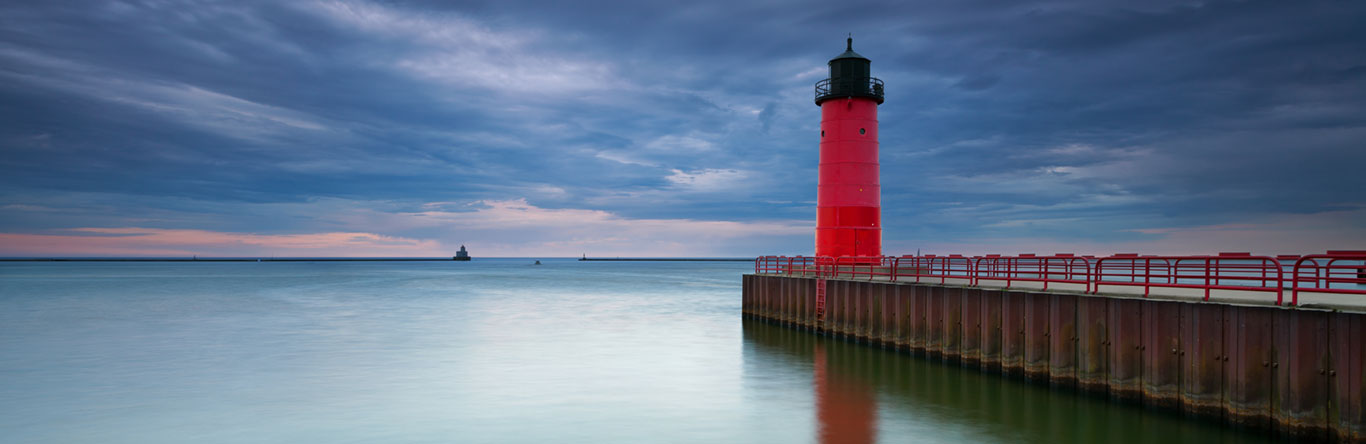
[742,319,1280,444]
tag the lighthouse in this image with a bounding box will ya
[815,37,884,258]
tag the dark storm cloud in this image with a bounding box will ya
[0,0,1362,255]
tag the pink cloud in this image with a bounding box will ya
[395,199,809,257]
[0,228,443,257]
[0,199,812,257]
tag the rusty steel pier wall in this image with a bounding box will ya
[742,274,1366,442]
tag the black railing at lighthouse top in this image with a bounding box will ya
[814,77,884,105]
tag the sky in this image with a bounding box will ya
[1,0,1363,257]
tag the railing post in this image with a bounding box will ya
[1143,257,1151,298]
[1272,258,1283,306]
[1006,257,1013,288]
[1040,258,1049,292]
[1203,258,1211,302]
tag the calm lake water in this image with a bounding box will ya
[0,259,1280,443]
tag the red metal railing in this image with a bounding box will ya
[756,251,1366,306]
[754,256,834,277]
[1291,251,1366,305]
[896,254,974,285]
[829,256,896,280]
[1093,253,1283,303]
[759,255,781,273]
[973,254,1093,292]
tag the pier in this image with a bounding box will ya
[743,253,1366,442]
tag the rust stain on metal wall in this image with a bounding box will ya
[1108,298,1144,402]
[980,290,1004,372]
[942,286,963,364]
[1275,309,1331,440]
[1143,300,1182,410]
[786,277,797,326]
[961,288,983,368]
[1076,295,1109,394]
[851,282,865,340]
[1049,294,1078,389]
[879,284,895,345]
[926,286,945,359]
[1180,303,1225,418]
[779,277,791,325]
[858,282,873,341]
[872,283,886,344]
[1329,312,1364,442]
[798,277,806,327]
[836,280,848,335]
[909,285,928,354]
[842,280,856,338]
[1002,291,1027,377]
[893,285,910,350]
[1226,306,1274,430]
[755,275,766,318]
[768,276,778,320]
[1024,292,1051,383]
[741,275,750,316]
[860,282,875,342]
[859,282,873,342]
[748,274,758,317]
[762,275,772,320]
[838,280,853,337]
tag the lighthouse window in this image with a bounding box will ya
[859,128,866,135]
[821,130,824,137]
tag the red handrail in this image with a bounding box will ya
[1092,254,1283,303]
[1291,251,1366,306]
[895,254,974,285]
[831,256,896,281]
[755,256,788,274]
[972,254,1092,292]
[754,256,834,278]
[755,251,1366,306]
[789,256,826,277]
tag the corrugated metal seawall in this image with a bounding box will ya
[742,274,1366,442]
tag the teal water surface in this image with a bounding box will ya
[0,259,1279,443]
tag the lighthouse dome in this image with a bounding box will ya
[830,37,869,62]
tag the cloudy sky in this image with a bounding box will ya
[1,0,1363,257]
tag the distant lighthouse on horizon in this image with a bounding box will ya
[814,36,884,258]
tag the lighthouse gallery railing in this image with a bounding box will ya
[814,77,884,103]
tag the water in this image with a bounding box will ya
[0,259,1280,443]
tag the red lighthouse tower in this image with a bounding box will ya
[815,37,884,258]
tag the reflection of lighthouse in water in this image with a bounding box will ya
[815,37,884,258]
[813,343,877,444]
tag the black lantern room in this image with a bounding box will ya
[814,37,884,105]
